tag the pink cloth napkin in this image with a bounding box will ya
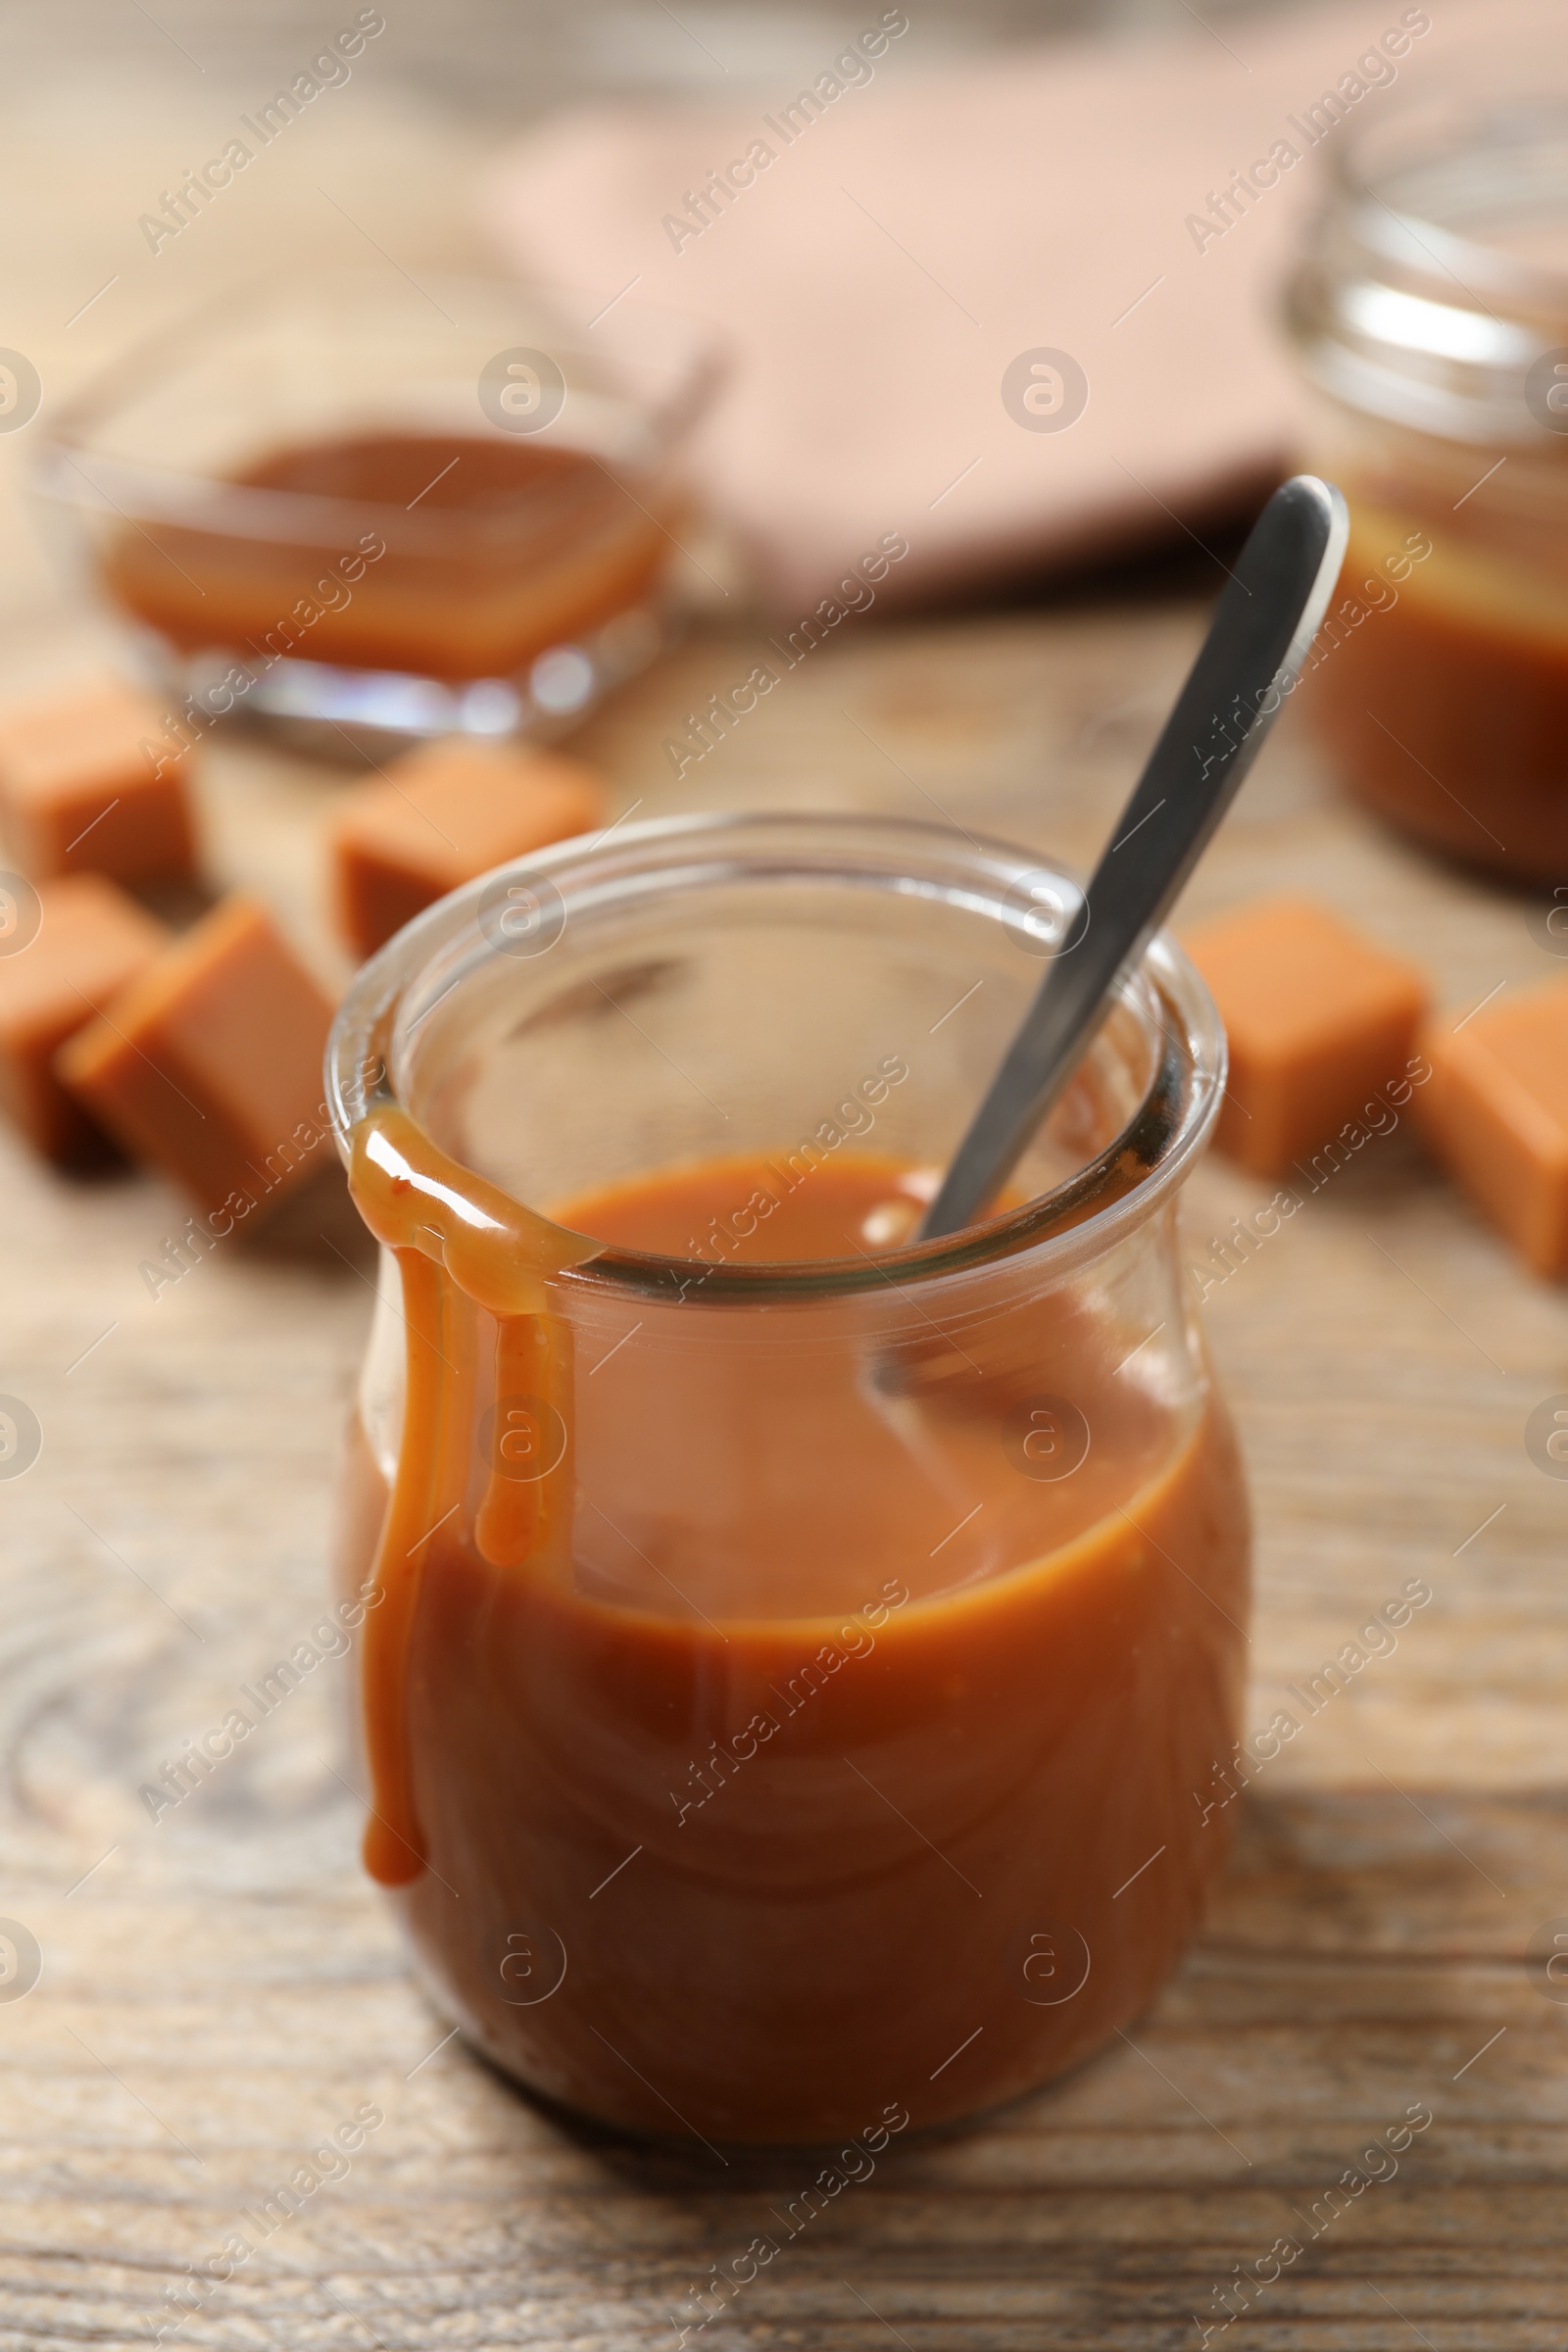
[484,0,1551,610]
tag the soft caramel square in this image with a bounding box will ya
[0,875,171,1164]
[329,738,606,959]
[0,677,196,880]
[56,893,336,1222]
[1415,977,1568,1276]
[1182,896,1429,1178]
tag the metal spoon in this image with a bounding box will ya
[918,473,1348,1242]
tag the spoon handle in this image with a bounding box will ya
[918,473,1348,1243]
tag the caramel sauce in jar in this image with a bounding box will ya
[327,812,1249,2148]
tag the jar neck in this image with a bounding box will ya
[326,813,1226,1309]
[1291,99,1568,446]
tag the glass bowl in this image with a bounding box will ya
[29,269,723,762]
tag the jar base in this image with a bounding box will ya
[429,1993,1152,2168]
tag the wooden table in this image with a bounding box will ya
[4,580,1567,2352]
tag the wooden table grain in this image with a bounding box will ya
[3,586,1567,2352]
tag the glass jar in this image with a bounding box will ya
[1287,96,1568,880]
[326,811,1250,2150]
[30,270,719,761]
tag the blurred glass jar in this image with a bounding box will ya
[31,270,721,761]
[1288,97,1568,880]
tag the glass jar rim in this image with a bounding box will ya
[1328,91,1568,309]
[326,809,1226,1302]
[1289,89,1568,446]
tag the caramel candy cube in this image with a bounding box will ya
[0,677,196,880]
[57,894,336,1222]
[0,875,170,1164]
[329,738,606,959]
[1183,895,1429,1177]
[1415,978,1568,1275]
